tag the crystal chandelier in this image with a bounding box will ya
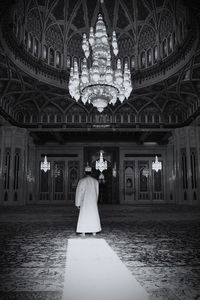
[152,156,162,172]
[40,156,50,172]
[69,14,132,113]
[95,150,107,173]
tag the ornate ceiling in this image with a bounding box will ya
[0,0,200,139]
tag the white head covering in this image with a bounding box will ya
[85,163,92,172]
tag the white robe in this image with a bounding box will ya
[75,175,101,233]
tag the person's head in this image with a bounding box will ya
[85,164,92,176]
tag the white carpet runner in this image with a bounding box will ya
[62,239,149,300]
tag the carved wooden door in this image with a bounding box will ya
[39,158,80,203]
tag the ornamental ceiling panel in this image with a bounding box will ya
[53,0,65,19]
[137,1,150,20]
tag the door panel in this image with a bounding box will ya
[53,161,65,201]
[123,158,164,203]
[68,161,79,202]
[84,147,119,204]
[138,161,150,200]
[39,158,80,203]
[39,167,50,201]
[152,166,163,200]
[124,163,135,203]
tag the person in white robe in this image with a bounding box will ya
[75,165,101,236]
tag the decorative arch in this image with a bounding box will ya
[159,10,173,41]
[163,101,187,123]
[15,111,24,123]
[27,8,42,40]
[89,106,113,123]
[45,23,64,52]
[138,103,161,124]
[114,103,137,123]
[66,103,88,123]
[138,24,156,52]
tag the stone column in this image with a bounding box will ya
[185,127,192,204]
[172,126,200,206]
[174,128,185,204]
[26,136,37,205]
[195,126,200,204]
[166,135,176,203]
[0,124,28,206]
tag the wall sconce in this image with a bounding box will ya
[152,156,162,172]
[142,167,150,177]
[27,170,35,183]
[112,162,117,177]
[40,156,50,172]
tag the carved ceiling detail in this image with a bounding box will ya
[0,0,199,128]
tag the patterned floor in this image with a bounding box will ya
[0,205,200,300]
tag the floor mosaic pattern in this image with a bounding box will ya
[0,205,200,300]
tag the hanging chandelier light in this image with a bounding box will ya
[40,156,50,173]
[152,156,162,172]
[69,14,132,113]
[95,150,107,173]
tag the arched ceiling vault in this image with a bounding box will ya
[0,0,200,135]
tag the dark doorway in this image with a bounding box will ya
[84,147,119,204]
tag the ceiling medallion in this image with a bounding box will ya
[69,14,132,112]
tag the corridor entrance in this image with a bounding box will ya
[84,147,119,204]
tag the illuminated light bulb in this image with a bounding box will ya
[82,34,87,51]
[72,77,79,87]
[69,88,75,98]
[92,68,100,82]
[112,31,118,56]
[115,72,123,85]
[74,92,80,101]
[117,58,122,69]
[113,48,118,56]
[70,67,74,77]
[81,72,89,84]
[123,74,131,87]
[91,58,100,82]
[82,95,87,104]
[81,59,89,84]
[84,48,90,59]
[101,28,108,44]
[124,90,130,98]
[106,67,113,83]
[119,94,125,102]
[89,27,94,46]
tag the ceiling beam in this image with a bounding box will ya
[28,127,172,133]
[53,132,65,144]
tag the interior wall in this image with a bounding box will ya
[172,126,200,205]
[0,124,199,206]
[119,146,167,204]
